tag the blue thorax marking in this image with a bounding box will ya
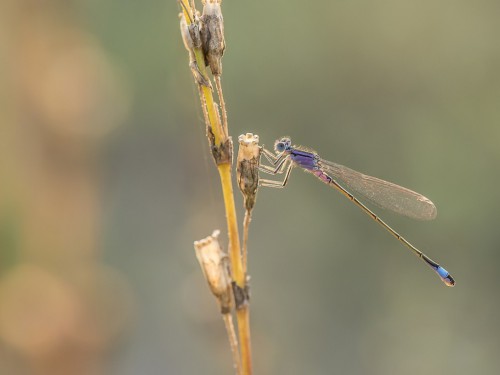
[289,148,318,170]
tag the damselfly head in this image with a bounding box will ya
[274,137,291,153]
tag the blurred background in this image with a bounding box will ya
[0,0,499,374]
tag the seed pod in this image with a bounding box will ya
[194,230,233,313]
[179,12,212,88]
[237,133,261,211]
[200,1,225,76]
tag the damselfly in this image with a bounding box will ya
[259,137,455,287]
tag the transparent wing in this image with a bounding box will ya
[318,158,437,220]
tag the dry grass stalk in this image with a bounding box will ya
[178,1,253,374]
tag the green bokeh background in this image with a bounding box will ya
[4,0,500,374]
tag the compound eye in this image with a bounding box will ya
[276,142,285,152]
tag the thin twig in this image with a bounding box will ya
[242,210,251,273]
[222,313,242,375]
[236,133,261,274]
[214,76,229,138]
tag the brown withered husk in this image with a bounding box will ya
[200,2,225,76]
[237,133,261,211]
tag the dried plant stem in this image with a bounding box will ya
[218,164,243,281]
[234,133,261,375]
[217,167,253,375]
[236,133,261,275]
[236,308,252,375]
[214,75,229,138]
[200,81,224,145]
[222,313,242,375]
[179,1,253,374]
[219,164,253,374]
[242,210,251,273]
[180,0,224,144]
[218,164,252,375]
[198,86,211,126]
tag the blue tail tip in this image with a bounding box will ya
[437,266,455,287]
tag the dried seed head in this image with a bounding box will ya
[237,133,261,211]
[238,133,260,159]
[200,2,225,76]
[194,230,233,313]
[179,12,212,88]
